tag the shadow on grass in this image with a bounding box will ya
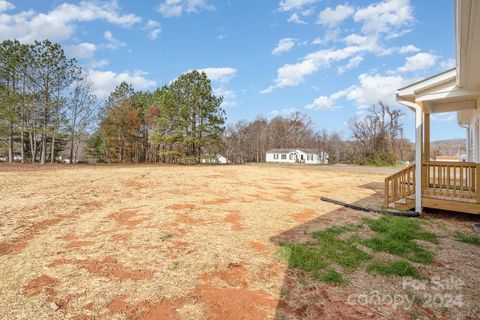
[269,181,480,319]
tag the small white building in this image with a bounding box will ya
[201,154,229,164]
[266,149,329,164]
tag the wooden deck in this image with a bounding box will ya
[385,161,480,214]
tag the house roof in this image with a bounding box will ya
[266,148,324,154]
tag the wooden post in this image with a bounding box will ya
[476,164,480,204]
[415,103,424,213]
[424,113,430,161]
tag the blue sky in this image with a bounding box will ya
[0,0,464,141]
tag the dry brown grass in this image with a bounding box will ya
[0,163,479,320]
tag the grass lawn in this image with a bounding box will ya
[0,164,479,320]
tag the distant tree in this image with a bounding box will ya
[66,79,97,163]
[28,40,81,164]
[151,70,226,163]
[349,102,404,165]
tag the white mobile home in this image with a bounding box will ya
[266,149,328,164]
[201,154,229,164]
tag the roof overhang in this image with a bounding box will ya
[456,0,480,89]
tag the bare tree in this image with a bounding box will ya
[67,80,96,163]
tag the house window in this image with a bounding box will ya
[289,153,295,160]
[281,154,287,160]
[273,154,278,160]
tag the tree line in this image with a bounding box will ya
[0,39,225,164]
[223,103,412,166]
[1,39,411,166]
[0,39,94,164]
[87,71,225,164]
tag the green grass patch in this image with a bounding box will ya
[367,260,421,278]
[279,216,437,284]
[279,225,370,284]
[314,268,344,284]
[454,232,480,245]
[362,216,437,264]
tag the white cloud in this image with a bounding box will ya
[287,13,306,24]
[0,0,14,12]
[397,52,437,73]
[317,4,354,28]
[213,87,237,107]
[143,20,162,40]
[157,0,213,17]
[87,70,156,98]
[64,42,97,60]
[196,67,237,83]
[0,1,141,42]
[440,58,455,69]
[332,73,407,108]
[353,0,413,35]
[104,31,126,49]
[312,28,341,45]
[279,0,319,12]
[270,107,299,117]
[272,38,297,55]
[337,56,364,74]
[305,96,334,110]
[398,44,419,54]
[263,38,386,92]
[431,113,455,123]
[64,42,109,68]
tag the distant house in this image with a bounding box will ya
[201,154,229,164]
[266,149,329,164]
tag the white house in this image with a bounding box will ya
[266,149,329,164]
[201,154,229,164]
[385,0,480,214]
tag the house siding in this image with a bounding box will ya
[468,97,480,162]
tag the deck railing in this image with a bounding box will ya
[385,161,480,207]
[422,161,480,202]
[384,164,416,207]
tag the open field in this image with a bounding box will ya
[0,164,479,320]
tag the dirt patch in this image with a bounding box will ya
[108,295,181,320]
[224,211,244,230]
[49,256,153,281]
[167,203,196,211]
[24,274,59,296]
[111,232,132,242]
[108,209,146,230]
[61,233,94,248]
[197,285,277,320]
[249,241,268,254]
[0,218,63,255]
[291,209,317,222]
[122,179,148,190]
[202,197,235,205]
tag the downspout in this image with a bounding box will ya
[396,98,423,214]
[460,124,470,161]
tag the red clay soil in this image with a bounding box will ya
[167,203,196,211]
[111,232,133,242]
[62,233,94,248]
[24,274,59,296]
[122,180,148,190]
[197,285,277,320]
[108,295,181,320]
[49,256,153,281]
[108,209,146,230]
[249,241,268,253]
[223,211,244,230]
[0,217,63,255]
[202,197,235,205]
[291,209,317,222]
